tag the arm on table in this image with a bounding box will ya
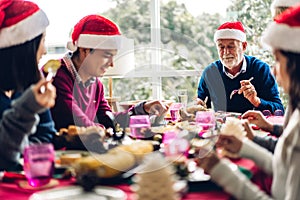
[210,159,273,200]
[239,139,273,175]
[253,136,278,153]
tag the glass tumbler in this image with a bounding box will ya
[177,89,188,108]
[129,115,151,139]
[23,143,55,187]
[195,110,216,136]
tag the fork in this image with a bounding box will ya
[229,77,254,100]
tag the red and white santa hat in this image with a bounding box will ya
[214,21,246,43]
[0,0,49,49]
[262,4,300,53]
[67,15,123,52]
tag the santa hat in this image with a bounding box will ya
[0,0,49,49]
[214,21,246,43]
[262,4,300,53]
[67,15,123,52]
[271,0,300,8]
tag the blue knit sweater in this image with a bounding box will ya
[197,55,284,113]
[0,91,56,144]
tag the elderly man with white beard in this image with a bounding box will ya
[196,21,284,114]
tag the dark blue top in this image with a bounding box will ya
[0,91,56,143]
[197,55,284,114]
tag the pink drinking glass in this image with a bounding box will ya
[129,115,151,139]
[195,110,216,137]
[23,143,55,187]
[163,130,189,157]
[169,103,183,122]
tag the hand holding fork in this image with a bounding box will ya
[230,77,261,107]
[229,77,254,99]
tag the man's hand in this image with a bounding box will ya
[143,100,169,116]
[239,79,260,107]
[195,98,207,107]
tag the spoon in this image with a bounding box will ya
[229,77,254,100]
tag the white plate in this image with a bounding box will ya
[29,185,127,200]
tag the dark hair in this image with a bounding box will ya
[280,50,300,111]
[274,6,290,18]
[0,34,42,92]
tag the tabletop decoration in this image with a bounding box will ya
[131,153,182,200]
[220,117,246,138]
[219,117,246,158]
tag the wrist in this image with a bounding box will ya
[141,101,149,114]
[252,97,261,107]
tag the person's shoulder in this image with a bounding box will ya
[54,60,73,80]
[245,55,271,73]
[283,109,300,148]
[204,60,222,71]
[245,55,269,66]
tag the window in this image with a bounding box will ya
[34,0,230,105]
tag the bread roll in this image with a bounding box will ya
[74,151,135,178]
[60,153,83,165]
[109,140,153,163]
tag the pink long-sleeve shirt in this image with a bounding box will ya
[50,53,145,131]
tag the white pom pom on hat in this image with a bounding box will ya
[262,4,300,53]
[67,14,124,52]
[0,0,49,49]
[214,21,246,43]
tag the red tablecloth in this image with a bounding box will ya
[0,158,271,200]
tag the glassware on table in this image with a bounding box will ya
[262,110,272,117]
[129,115,151,139]
[169,103,183,122]
[23,143,55,187]
[163,130,189,157]
[195,110,216,137]
[274,109,284,116]
[177,89,188,108]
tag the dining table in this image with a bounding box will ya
[0,156,272,200]
[0,115,282,200]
